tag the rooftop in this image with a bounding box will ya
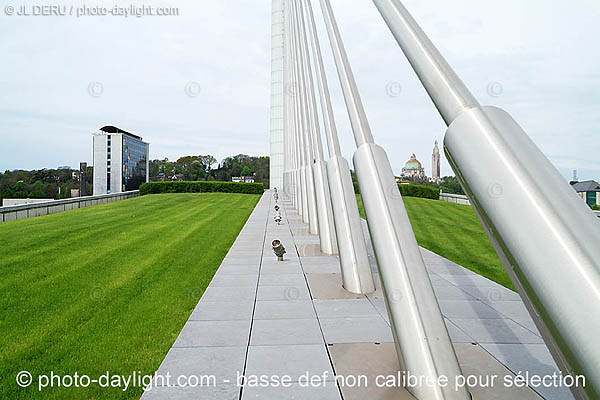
[571,180,600,192]
[98,125,144,141]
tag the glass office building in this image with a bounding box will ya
[93,126,149,195]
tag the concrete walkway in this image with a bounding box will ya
[141,191,572,400]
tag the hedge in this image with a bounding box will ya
[398,184,440,200]
[139,181,264,195]
[354,181,440,200]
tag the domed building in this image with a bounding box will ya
[401,154,426,181]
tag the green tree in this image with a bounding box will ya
[198,155,217,173]
[240,166,252,176]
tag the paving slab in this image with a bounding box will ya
[259,273,307,286]
[438,299,506,319]
[254,300,316,320]
[453,343,542,399]
[250,318,323,346]
[201,286,256,302]
[450,318,544,344]
[155,346,246,384]
[190,301,254,321]
[208,274,258,287]
[313,299,380,319]
[245,344,334,383]
[319,317,394,344]
[173,320,252,348]
[256,285,311,301]
[241,384,342,400]
[141,385,239,400]
[480,343,575,400]
[328,342,415,400]
[145,192,571,400]
[306,273,366,300]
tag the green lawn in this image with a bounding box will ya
[356,195,514,290]
[0,193,260,399]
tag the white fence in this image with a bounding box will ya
[439,192,470,205]
[0,191,139,223]
[439,193,600,220]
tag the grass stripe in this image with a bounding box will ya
[356,195,513,290]
[0,193,260,399]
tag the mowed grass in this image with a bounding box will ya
[356,195,514,290]
[0,193,260,399]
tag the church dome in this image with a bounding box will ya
[404,154,422,170]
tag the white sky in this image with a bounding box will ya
[1,0,599,181]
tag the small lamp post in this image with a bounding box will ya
[274,210,282,225]
[272,240,286,261]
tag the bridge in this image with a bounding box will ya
[137,0,600,399]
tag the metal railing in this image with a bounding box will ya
[439,193,470,205]
[0,191,139,223]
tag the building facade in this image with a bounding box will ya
[401,154,426,181]
[232,176,256,183]
[571,180,600,207]
[93,126,149,195]
[431,140,441,184]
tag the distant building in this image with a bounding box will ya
[431,140,441,184]
[571,180,600,207]
[401,154,426,181]
[232,176,255,183]
[93,126,149,195]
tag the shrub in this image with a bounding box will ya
[398,184,440,200]
[354,181,440,200]
[592,204,600,211]
[139,181,264,195]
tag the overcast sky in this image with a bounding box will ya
[1,0,599,181]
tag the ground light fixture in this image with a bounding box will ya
[274,210,282,225]
[272,239,286,261]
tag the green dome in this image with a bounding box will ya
[404,154,422,170]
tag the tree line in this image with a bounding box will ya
[0,154,270,204]
[2,154,464,204]
[0,167,93,203]
[149,154,270,188]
